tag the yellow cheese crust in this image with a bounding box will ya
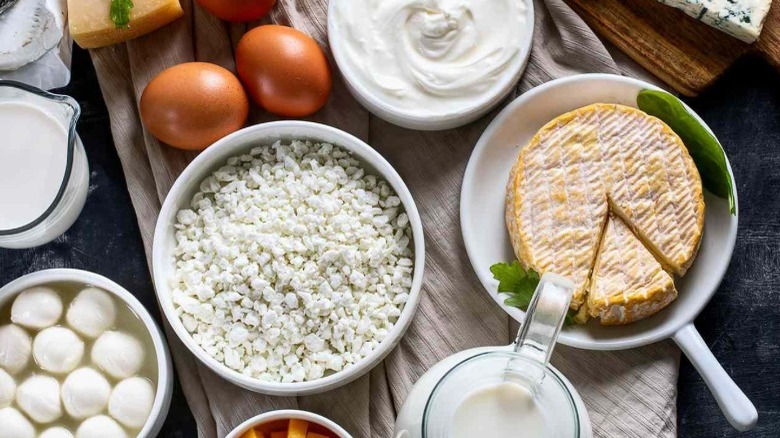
[506,103,704,324]
[69,0,184,48]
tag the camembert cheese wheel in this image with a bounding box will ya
[506,103,704,325]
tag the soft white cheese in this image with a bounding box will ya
[171,140,414,382]
[657,0,772,43]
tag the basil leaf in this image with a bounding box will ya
[110,0,134,28]
[637,89,736,215]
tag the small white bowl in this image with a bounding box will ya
[327,0,535,131]
[152,121,425,396]
[0,269,174,437]
[226,410,353,438]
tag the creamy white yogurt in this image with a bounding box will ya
[331,0,529,117]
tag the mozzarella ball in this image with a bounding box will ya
[108,377,154,428]
[67,288,116,338]
[11,287,64,329]
[0,368,15,408]
[0,324,31,374]
[40,428,74,438]
[91,331,144,379]
[76,415,127,438]
[0,407,35,438]
[33,327,85,374]
[15,375,62,423]
[62,367,111,419]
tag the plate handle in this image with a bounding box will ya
[672,323,757,431]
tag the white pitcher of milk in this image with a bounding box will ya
[0,81,89,249]
[395,273,592,438]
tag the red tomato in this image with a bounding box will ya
[196,0,276,22]
[235,25,332,117]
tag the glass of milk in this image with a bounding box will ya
[422,274,581,438]
[0,81,89,249]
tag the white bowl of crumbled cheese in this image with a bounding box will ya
[151,121,425,395]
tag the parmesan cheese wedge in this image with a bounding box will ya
[506,103,704,325]
[68,0,184,48]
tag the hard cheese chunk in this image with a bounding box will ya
[656,0,773,43]
[240,428,265,438]
[68,0,184,48]
[287,419,309,438]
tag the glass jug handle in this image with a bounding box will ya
[513,273,574,366]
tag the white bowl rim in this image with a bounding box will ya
[0,268,174,437]
[326,0,536,130]
[152,120,426,394]
[460,73,739,350]
[225,409,354,438]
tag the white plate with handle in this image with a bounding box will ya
[460,74,757,431]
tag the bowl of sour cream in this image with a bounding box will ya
[328,0,534,130]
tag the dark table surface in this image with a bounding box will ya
[1,47,778,437]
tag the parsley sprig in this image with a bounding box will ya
[490,261,576,325]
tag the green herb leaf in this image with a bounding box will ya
[490,261,576,325]
[637,89,736,215]
[110,0,134,28]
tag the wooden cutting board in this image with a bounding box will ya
[564,0,780,96]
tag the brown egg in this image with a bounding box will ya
[235,25,332,117]
[140,62,249,151]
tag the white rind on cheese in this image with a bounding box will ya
[657,0,773,43]
[506,103,705,325]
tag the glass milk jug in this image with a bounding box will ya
[395,273,592,438]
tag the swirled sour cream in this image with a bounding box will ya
[331,0,530,118]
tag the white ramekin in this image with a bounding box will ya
[0,269,174,437]
[226,409,353,438]
[152,121,426,396]
[327,0,535,131]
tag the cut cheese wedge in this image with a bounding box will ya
[589,214,678,325]
[506,103,704,324]
[68,0,184,48]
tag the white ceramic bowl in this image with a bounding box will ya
[461,74,757,431]
[0,269,174,437]
[327,0,535,131]
[152,121,425,396]
[226,410,353,438]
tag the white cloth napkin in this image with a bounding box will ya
[90,0,680,436]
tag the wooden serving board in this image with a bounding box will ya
[564,0,780,96]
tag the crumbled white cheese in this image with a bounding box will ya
[171,140,414,382]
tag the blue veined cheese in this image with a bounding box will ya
[657,0,773,43]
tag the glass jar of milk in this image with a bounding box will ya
[0,81,89,249]
[418,275,585,438]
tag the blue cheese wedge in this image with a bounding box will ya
[657,0,773,43]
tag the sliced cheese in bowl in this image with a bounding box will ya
[68,0,184,48]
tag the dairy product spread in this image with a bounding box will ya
[331,0,530,117]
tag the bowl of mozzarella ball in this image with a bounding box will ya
[0,269,173,438]
[152,121,425,395]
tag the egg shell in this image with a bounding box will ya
[66,287,117,339]
[91,331,144,379]
[0,324,31,374]
[236,25,332,117]
[108,377,155,429]
[33,326,85,374]
[15,375,62,423]
[61,367,112,419]
[0,407,35,438]
[11,286,63,329]
[0,368,16,408]
[140,62,249,151]
[40,427,74,438]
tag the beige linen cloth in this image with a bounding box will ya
[90,1,681,436]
